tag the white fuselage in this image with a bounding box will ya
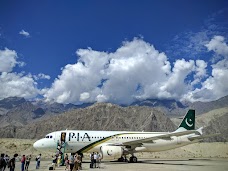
[33,130,196,154]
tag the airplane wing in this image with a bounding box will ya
[122,130,200,146]
[107,130,200,147]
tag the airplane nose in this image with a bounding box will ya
[33,140,39,149]
[33,139,44,149]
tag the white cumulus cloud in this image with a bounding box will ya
[205,36,228,57]
[45,38,215,105]
[184,36,228,102]
[0,48,47,100]
[0,48,17,73]
[0,72,39,99]
[2,37,227,104]
[19,30,30,37]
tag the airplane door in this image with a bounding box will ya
[61,132,66,143]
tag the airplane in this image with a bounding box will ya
[33,109,219,163]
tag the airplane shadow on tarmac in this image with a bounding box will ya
[137,160,205,166]
[107,159,209,167]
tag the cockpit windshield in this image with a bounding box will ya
[45,135,53,138]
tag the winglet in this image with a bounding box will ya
[178,109,195,130]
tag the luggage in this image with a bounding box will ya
[49,166,54,170]
[90,163,93,168]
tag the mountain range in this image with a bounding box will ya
[0,96,227,141]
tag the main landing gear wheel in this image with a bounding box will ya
[129,156,137,163]
[118,157,124,162]
[118,156,128,162]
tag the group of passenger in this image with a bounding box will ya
[0,153,20,171]
[0,153,42,171]
[51,152,82,171]
[0,153,19,171]
[21,154,33,171]
[21,154,36,171]
[90,152,101,169]
[51,153,63,169]
[68,153,82,171]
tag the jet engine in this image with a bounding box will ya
[100,146,124,159]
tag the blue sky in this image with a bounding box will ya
[0,0,228,104]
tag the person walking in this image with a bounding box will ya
[93,152,98,168]
[51,155,57,170]
[69,153,74,171]
[8,154,18,171]
[36,154,41,169]
[2,154,9,171]
[97,153,102,169]
[64,154,69,170]
[25,155,31,171]
[90,152,94,168]
[77,154,82,170]
[0,153,6,171]
[73,153,80,171]
[21,155,26,171]
[57,154,61,167]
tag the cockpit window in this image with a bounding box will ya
[45,135,53,139]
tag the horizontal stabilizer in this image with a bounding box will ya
[188,133,221,141]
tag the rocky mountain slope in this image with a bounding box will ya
[0,103,176,139]
[0,97,78,128]
[132,95,228,115]
[0,97,26,115]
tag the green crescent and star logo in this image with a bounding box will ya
[179,109,195,130]
[185,118,193,127]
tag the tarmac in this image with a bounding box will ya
[15,158,228,171]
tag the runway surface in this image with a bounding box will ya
[15,158,228,171]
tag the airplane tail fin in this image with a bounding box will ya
[175,109,195,132]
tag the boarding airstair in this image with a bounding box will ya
[56,132,67,166]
